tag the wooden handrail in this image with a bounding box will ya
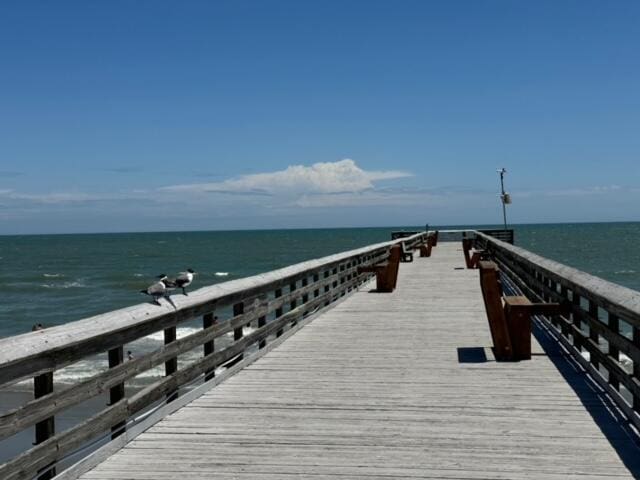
[0,232,426,480]
[474,230,640,426]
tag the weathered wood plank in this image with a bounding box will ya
[0,235,422,385]
[476,232,640,327]
[0,262,381,442]
[70,243,640,480]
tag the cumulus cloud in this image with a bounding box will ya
[161,159,411,195]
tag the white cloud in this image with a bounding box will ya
[0,190,121,204]
[161,159,412,195]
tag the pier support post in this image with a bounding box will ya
[571,292,582,344]
[164,326,178,402]
[588,301,600,371]
[275,288,284,337]
[301,277,309,315]
[258,297,267,349]
[323,270,331,306]
[634,327,640,414]
[108,346,125,438]
[34,371,55,480]
[203,313,216,381]
[290,281,298,326]
[230,302,244,365]
[608,313,620,390]
[313,273,320,298]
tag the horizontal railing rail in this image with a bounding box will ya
[478,228,514,244]
[474,231,640,428]
[0,232,426,480]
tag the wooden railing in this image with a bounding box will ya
[0,232,426,480]
[478,229,514,244]
[474,231,640,428]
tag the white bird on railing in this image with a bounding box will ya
[163,269,195,296]
[140,274,169,305]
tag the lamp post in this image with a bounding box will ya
[497,168,510,230]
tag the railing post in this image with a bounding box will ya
[324,270,331,306]
[290,281,298,326]
[634,327,640,414]
[572,292,582,338]
[164,326,178,402]
[331,267,338,302]
[34,371,55,480]
[203,313,217,381]
[258,296,267,349]
[232,301,245,364]
[275,288,284,337]
[301,277,309,313]
[588,301,600,371]
[313,273,320,298]
[107,346,125,438]
[608,313,620,390]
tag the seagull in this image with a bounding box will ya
[140,274,169,305]
[173,268,195,296]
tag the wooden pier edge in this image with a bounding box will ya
[63,239,640,480]
[3,228,640,478]
[473,230,640,428]
[0,232,428,480]
[54,291,342,480]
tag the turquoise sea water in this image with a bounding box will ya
[0,223,639,340]
[0,227,399,338]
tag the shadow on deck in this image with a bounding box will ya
[533,319,640,478]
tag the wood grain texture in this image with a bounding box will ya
[75,243,640,480]
[475,231,640,424]
[0,234,425,386]
[475,232,640,328]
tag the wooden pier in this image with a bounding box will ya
[1,231,640,479]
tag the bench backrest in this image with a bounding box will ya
[383,244,402,291]
[462,238,473,268]
[478,261,513,360]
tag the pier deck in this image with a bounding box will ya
[79,243,640,479]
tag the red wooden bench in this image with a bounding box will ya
[478,261,566,360]
[462,238,489,269]
[357,244,402,292]
[417,232,437,258]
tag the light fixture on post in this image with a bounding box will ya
[497,168,511,230]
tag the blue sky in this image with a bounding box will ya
[1,1,639,234]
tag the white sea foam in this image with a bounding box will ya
[614,270,636,274]
[144,327,201,342]
[10,321,247,387]
[133,273,144,277]
[582,351,633,373]
[215,272,229,277]
[41,281,86,289]
[28,342,207,386]
[43,273,63,278]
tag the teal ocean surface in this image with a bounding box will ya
[0,223,638,385]
[1,223,639,339]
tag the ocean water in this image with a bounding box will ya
[0,223,638,386]
[0,227,402,338]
